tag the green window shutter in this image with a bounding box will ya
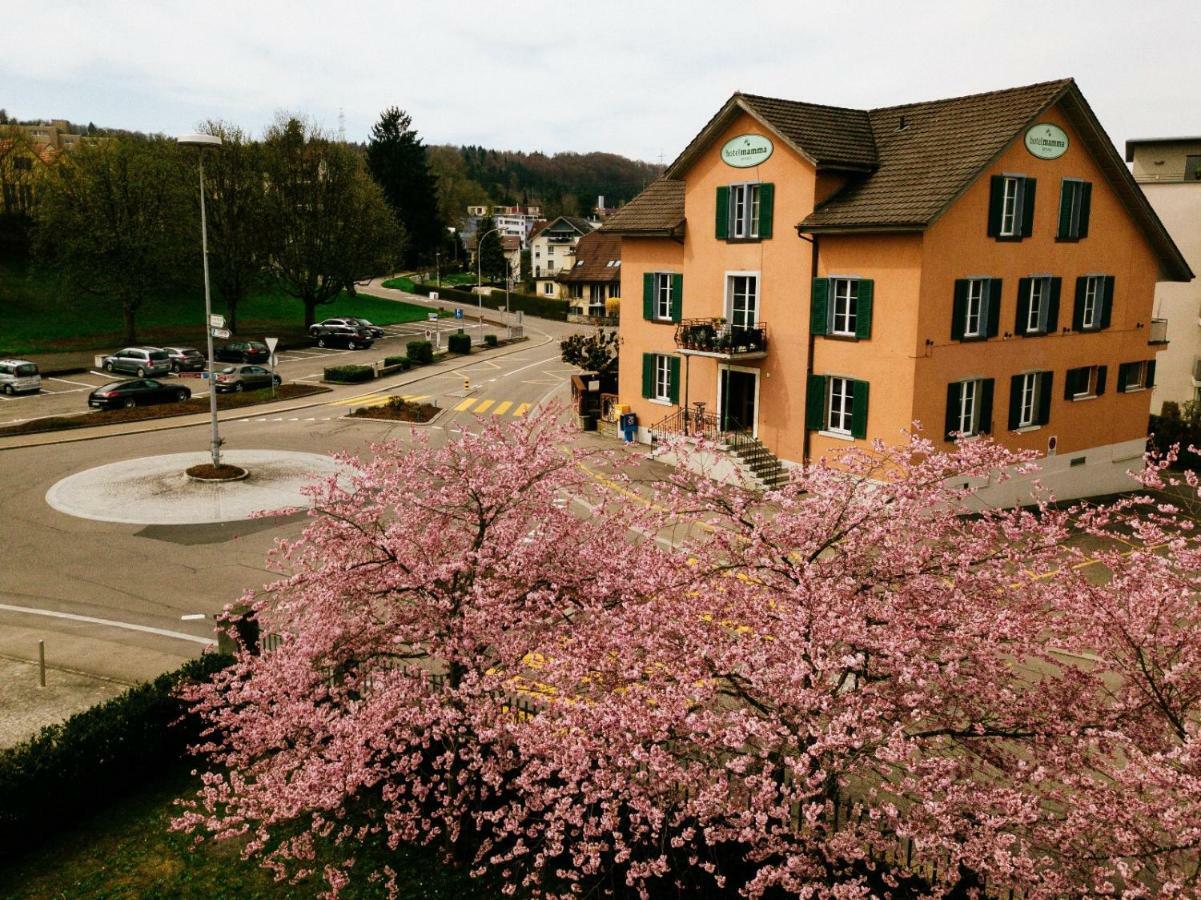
[643,273,655,320]
[851,380,870,439]
[987,175,1005,237]
[855,279,873,339]
[805,375,827,430]
[1008,374,1024,430]
[1037,371,1054,425]
[1057,181,1073,240]
[810,278,830,335]
[641,353,654,399]
[671,274,683,323]
[1100,276,1114,329]
[1045,277,1061,332]
[1117,362,1133,393]
[1096,365,1108,396]
[945,381,963,440]
[669,356,681,404]
[951,280,968,341]
[715,186,730,239]
[1072,276,1086,330]
[1079,182,1092,238]
[1015,277,1032,335]
[978,379,995,434]
[1020,177,1037,237]
[757,183,774,239]
[986,278,1003,338]
[1146,360,1156,389]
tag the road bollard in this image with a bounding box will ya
[38,640,45,687]
[464,376,470,392]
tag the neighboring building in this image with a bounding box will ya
[530,215,592,297]
[466,204,544,245]
[559,229,622,317]
[0,129,60,216]
[500,234,522,282]
[466,204,488,217]
[1126,137,1201,411]
[16,120,83,152]
[606,79,1191,502]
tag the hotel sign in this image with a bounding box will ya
[1024,123,1069,160]
[721,134,773,168]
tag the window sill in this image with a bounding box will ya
[724,237,763,244]
[1054,236,1083,243]
[1120,386,1148,393]
[1015,424,1042,433]
[959,334,989,342]
[1070,393,1098,401]
[825,332,861,341]
[648,398,674,406]
[818,429,856,442]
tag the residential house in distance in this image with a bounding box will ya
[1126,137,1201,411]
[0,126,67,216]
[530,215,593,297]
[559,229,622,319]
[606,79,1191,502]
[500,234,522,282]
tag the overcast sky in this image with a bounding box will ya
[4,0,1198,163]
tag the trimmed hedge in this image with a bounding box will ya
[324,364,375,383]
[1148,414,1201,470]
[383,355,413,369]
[484,333,499,347]
[408,281,569,322]
[448,332,471,354]
[0,653,233,856]
[406,340,434,365]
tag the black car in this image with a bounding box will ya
[88,379,191,410]
[313,326,374,350]
[162,345,206,372]
[213,341,270,364]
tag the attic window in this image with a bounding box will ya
[575,260,584,267]
[897,115,908,132]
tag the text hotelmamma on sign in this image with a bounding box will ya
[721,134,773,168]
[1024,123,1069,160]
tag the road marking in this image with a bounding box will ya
[49,377,101,388]
[492,401,513,415]
[0,603,215,646]
[499,354,562,378]
[454,398,477,412]
[514,403,531,416]
[473,399,495,413]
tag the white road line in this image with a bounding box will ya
[49,377,100,388]
[0,602,216,646]
[499,354,565,378]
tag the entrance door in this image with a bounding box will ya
[720,368,757,433]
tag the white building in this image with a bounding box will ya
[530,216,593,297]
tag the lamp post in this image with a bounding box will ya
[177,132,224,467]
[476,225,502,331]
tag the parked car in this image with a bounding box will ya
[162,345,206,373]
[213,364,281,393]
[313,326,374,350]
[101,347,172,377]
[212,341,270,364]
[0,359,41,395]
[88,379,191,409]
[311,317,383,339]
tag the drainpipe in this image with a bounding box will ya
[799,229,819,465]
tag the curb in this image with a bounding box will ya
[0,330,555,452]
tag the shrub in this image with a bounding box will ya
[1149,414,1201,470]
[406,340,434,365]
[0,653,233,854]
[484,334,498,347]
[383,355,412,369]
[324,365,374,383]
[406,281,569,322]
[448,332,471,354]
[1162,400,1182,420]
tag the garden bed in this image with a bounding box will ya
[0,384,330,437]
[348,398,441,423]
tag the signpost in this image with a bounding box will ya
[211,327,231,339]
[265,337,279,399]
[208,313,226,329]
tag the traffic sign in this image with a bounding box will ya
[208,314,226,329]
[424,329,432,340]
[454,308,463,319]
[265,337,279,354]
[427,312,438,321]
[211,327,231,339]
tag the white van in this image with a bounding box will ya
[0,359,42,395]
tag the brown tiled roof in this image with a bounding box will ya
[802,79,1072,230]
[558,230,622,284]
[600,179,685,236]
[737,95,876,170]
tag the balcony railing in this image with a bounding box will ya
[1149,317,1169,345]
[675,318,768,358]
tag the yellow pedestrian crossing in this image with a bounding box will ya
[514,403,531,417]
[335,393,428,408]
[450,397,534,418]
[473,399,495,413]
[492,401,513,415]
[454,397,477,412]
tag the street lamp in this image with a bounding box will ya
[476,225,502,331]
[177,132,224,467]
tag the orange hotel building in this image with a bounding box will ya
[605,79,1192,503]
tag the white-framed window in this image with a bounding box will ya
[1082,275,1102,329]
[543,282,553,295]
[547,245,554,256]
[547,260,555,272]
[828,377,855,436]
[957,378,979,435]
[588,284,605,315]
[964,279,985,338]
[831,278,859,336]
[1026,278,1046,333]
[727,274,758,328]
[1122,361,1150,392]
[1000,176,1020,237]
[1017,372,1039,427]
[654,273,674,320]
[653,354,672,402]
[730,183,761,239]
[1071,365,1099,398]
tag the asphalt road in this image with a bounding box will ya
[0,306,585,735]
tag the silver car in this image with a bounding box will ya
[213,364,282,393]
[0,359,41,395]
[101,347,172,377]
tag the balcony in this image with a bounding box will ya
[1149,317,1169,346]
[675,318,768,360]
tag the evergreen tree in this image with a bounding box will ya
[366,107,442,266]
[474,215,507,284]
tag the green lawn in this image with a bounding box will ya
[0,772,507,899]
[0,263,442,356]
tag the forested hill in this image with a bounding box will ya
[426,144,663,223]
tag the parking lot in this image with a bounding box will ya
[0,317,507,427]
